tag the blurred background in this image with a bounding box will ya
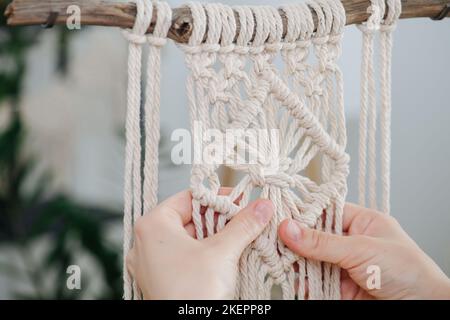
[0,0,449,299]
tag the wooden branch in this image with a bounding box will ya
[5,0,450,44]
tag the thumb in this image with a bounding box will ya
[278,219,372,269]
[210,199,274,255]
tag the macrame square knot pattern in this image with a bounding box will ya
[121,0,401,301]
[178,0,349,300]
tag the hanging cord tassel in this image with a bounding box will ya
[357,0,384,209]
[358,0,401,213]
[122,0,152,300]
[180,1,207,240]
[379,0,401,214]
[122,0,171,300]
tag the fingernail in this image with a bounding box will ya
[254,200,273,224]
[286,220,302,241]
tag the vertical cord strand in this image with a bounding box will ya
[380,0,401,214]
[122,0,171,299]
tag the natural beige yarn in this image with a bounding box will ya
[122,0,171,300]
[357,0,401,213]
[180,0,348,299]
[121,0,400,300]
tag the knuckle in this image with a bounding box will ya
[384,215,400,227]
[133,217,145,239]
[353,234,373,247]
[133,215,153,240]
[373,213,399,230]
[308,229,328,252]
[238,215,257,236]
[133,211,165,240]
[340,235,375,268]
[351,211,378,234]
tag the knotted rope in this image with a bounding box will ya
[357,0,401,213]
[119,0,401,300]
[179,0,348,299]
[122,0,171,300]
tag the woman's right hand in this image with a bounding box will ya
[278,203,450,299]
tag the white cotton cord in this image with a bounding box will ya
[308,0,332,300]
[357,33,369,206]
[280,4,301,44]
[180,1,207,240]
[322,0,346,300]
[368,0,384,210]
[122,0,151,300]
[143,1,172,215]
[357,0,384,209]
[118,0,353,301]
[357,0,400,213]
[279,3,315,300]
[234,6,254,47]
[180,0,348,300]
[203,3,220,238]
[122,0,170,300]
[379,0,401,214]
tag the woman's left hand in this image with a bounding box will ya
[126,189,274,299]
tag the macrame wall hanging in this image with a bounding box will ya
[121,0,400,300]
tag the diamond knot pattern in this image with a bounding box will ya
[181,1,349,300]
